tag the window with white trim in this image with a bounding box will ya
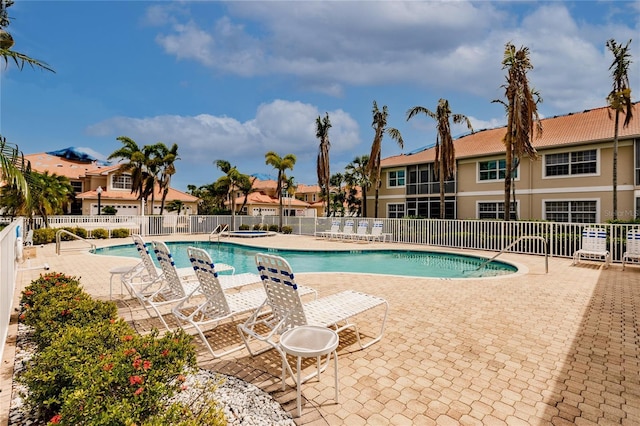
[387,203,405,219]
[545,150,597,177]
[545,200,597,223]
[477,202,517,220]
[111,174,132,190]
[478,159,517,181]
[388,170,405,188]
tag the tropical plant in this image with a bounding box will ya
[407,99,473,219]
[214,159,247,230]
[366,101,404,218]
[155,143,180,213]
[265,151,296,229]
[28,171,74,227]
[235,174,256,216]
[606,39,634,220]
[282,175,297,217]
[329,173,345,216]
[344,155,369,217]
[0,1,54,72]
[315,113,332,217]
[108,137,149,210]
[495,42,542,221]
[165,200,184,215]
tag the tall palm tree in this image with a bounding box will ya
[215,159,244,230]
[366,101,404,218]
[344,155,370,217]
[606,39,634,220]
[497,43,542,221]
[265,151,296,229]
[156,143,180,213]
[236,174,256,216]
[329,172,345,216]
[108,137,149,212]
[407,99,473,219]
[315,113,332,217]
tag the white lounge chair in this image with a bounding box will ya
[622,229,640,270]
[238,253,388,360]
[335,219,355,240]
[315,220,340,239]
[172,247,271,358]
[124,241,200,331]
[350,220,370,242]
[572,227,610,268]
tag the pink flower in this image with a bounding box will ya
[49,414,62,424]
[129,375,143,386]
[143,360,151,370]
[134,387,144,396]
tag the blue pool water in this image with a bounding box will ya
[94,241,517,279]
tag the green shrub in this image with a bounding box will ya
[111,228,130,238]
[281,225,293,234]
[238,224,250,230]
[21,322,197,425]
[268,224,279,232]
[73,227,88,238]
[20,272,81,309]
[92,228,109,239]
[102,205,118,215]
[33,228,56,245]
[22,283,118,350]
[59,227,77,241]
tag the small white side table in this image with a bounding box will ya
[109,265,134,299]
[279,325,339,417]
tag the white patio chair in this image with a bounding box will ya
[572,227,610,268]
[129,241,200,331]
[351,220,371,242]
[172,247,271,358]
[335,219,355,241]
[314,220,340,239]
[238,253,388,363]
[622,229,640,270]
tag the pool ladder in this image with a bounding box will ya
[55,229,97,255]
[209,224,230,242]
[476,235,548,273]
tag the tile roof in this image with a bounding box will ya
[233,191,310,207]
[24,153,115,180]
[77,187,198,203]
[382,103,640,167]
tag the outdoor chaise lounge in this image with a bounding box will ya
[572,227,610,268]
[622,229,640,270]
[314,220,340,239]
[238,253,388,360]
[334,219,355,240]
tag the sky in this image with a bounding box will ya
[1,1,639,192]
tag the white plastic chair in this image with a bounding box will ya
[172,247,270,358]
[351,220,371,242]
[622,229,640,270]
[335,219,355,240]
[314,220,340,239]
[572,227,610,268]
[238,253,388,360]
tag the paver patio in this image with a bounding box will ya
[2,234,638,425]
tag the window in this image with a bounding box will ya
[388,203,405,219]
[406,164,454,195]
[477,202,517,220]
[70,181,82,193]
[407,197,455,219]
[635,140,640,185]
[545,150,597,177]
[111,174,132,190]
[545,200,597,223]
[388,170,405,188]
[478,159,517,181]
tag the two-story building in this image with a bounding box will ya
[25,148,199,216]
[374,104,640,222]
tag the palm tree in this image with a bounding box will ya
[108,137,149,213]
[29,171,73,227]
[407,99,473,219]
[606,39,634,220]
[0,1,54,72]
[329,173,345,216]
[282,175,297,217]
[366,101,404,218]
[215,159,245,230]
[316,113,332,217]
[344,155,370,217]
[236,174,256,216]
[496,43,542,221]
[0,135,31,199]
[265,151,296,230]
[156,143,180,213]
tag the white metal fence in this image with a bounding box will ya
[30,215,640,262]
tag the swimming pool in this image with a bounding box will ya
[94,241,517,278]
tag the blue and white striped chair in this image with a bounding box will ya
[572,227,610,268]
[622,229,640,270]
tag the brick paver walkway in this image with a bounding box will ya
[2,234,638,425]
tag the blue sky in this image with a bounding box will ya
[1,1,639,191]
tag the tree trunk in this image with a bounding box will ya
[374,181,380,218]
[613,109,620,220]
[439,169,445,219]
[504,143,513,222]
[362,187,368,218]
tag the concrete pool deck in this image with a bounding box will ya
[2,234,639,425]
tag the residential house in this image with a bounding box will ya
[230,179,318,217]
[25,148,199,216]
[375,103,640,222]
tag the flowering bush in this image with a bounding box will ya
[19,272,225,426]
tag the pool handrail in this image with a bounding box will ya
[476,235,548,273]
